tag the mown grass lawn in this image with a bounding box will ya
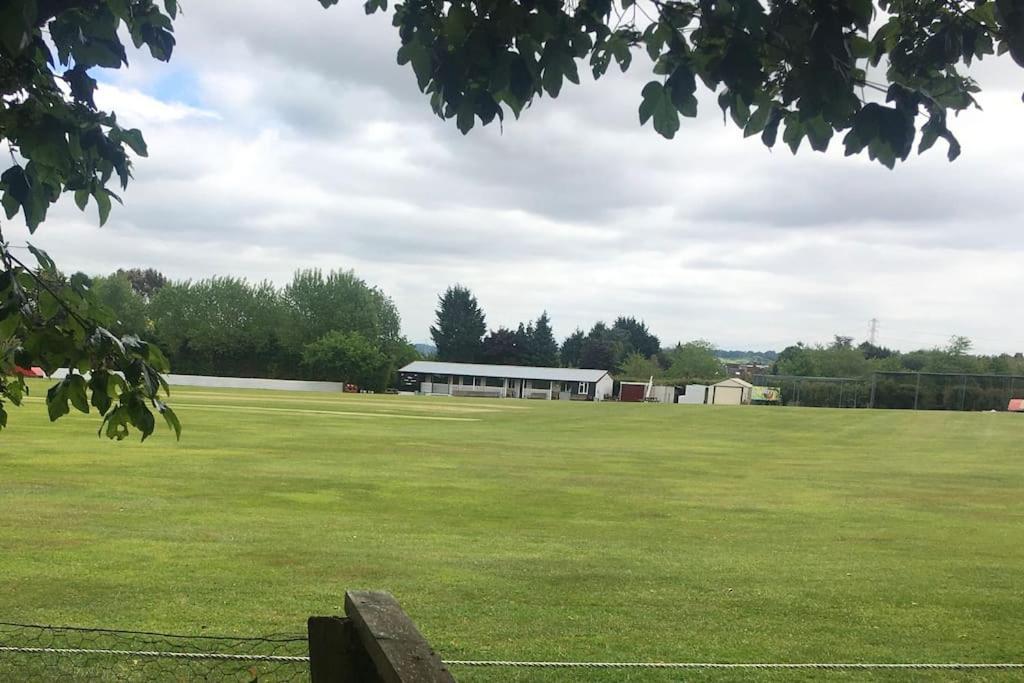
[1,380,1023,681]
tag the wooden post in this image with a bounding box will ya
[308,591,455,683]
[308,616,376,682]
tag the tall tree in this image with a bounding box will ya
[283,269,401,349]
[149,277,287,377]
[560,329,586,367]
[116,268,168,299]
[480,327,524,365]
[666,340,725,380]
[531,311,560,366]
[613,316,660,359]
[579,322,622,370]
[91,272,149,337]
[619,352,663,381]
[430,285,486,362]
[301,330,388,389]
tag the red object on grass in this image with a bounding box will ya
[13,366,45,378]
[1008,398,1024,412]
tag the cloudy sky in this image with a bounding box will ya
[8,2,1024,353]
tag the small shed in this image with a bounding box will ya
[710,378,753,405]
[1009,398,1024,412]
[677,384,710,404]
[619,382,648,402]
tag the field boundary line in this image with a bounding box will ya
[167,402,481,422]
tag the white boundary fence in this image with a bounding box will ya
[48,370,348,394]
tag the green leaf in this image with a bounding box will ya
[445,5,473,45]
[27,244,56,272]
[0,307,21,339]
[397,39,432,91]
[849,36,874,60]
[160,404,182,440]
[89,371,113,414]
[541,60,564,96]
[102,405,131,440]
[38,291,61,319]
[639,81,680,139]
[745,103,772,137]
[610,36,632,72]
[119,129,148,157]
[782,116,805,154]
[164,0,178,19]
[67,374,89,414]
[456,98,476,134]
[74,188,89,211]
[804,115,833,152]
[46,380,70,422]
[93,188,112,226]
[0,2,33,56]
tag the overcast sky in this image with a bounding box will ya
[7,2,1023,353]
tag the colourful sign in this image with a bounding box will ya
[752,386,781,403]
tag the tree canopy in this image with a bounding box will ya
[1,0,179,438]
[321,0,1023,167]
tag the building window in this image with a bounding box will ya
[485,377,504,387]
[531,380,551,390]
[578,382,588,394]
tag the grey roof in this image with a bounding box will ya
[400,360,610,383]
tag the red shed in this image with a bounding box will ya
[619,382,648,402]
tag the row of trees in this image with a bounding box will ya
[93,276,1024,394]
[91,268,418,391]
[429,285,726,382]
[772,335,1024,379]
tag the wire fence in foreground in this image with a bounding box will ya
[0,621,310,681]
[3,620,1024,680]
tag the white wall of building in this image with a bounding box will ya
[678,384,710,404]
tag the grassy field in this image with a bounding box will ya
[1,380,1023,681]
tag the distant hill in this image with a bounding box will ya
[413,343,437,358]
[715,349,778,363]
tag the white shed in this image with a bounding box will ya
[677,384,710,404]
[710,378,753,405]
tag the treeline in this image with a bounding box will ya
[772,335,1024,378]
[91,268,418,391]
[429,285,726,383]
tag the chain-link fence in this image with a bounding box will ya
[752,375,869,408]
[753,372,1024,411]
[869,372,1024,411]
[0,621,309,682]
